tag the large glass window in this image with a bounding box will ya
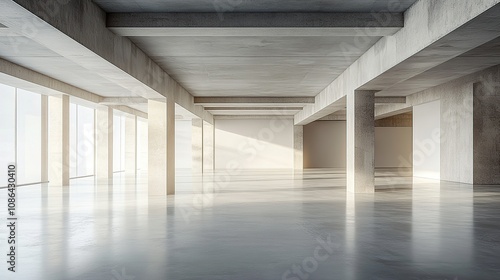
[113,113,126,172]
[77,105,94,177]
[17,89,42,185]
[0,84,16,187]
[0,85,43,186]
[70,103,95,178]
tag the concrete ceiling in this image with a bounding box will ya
[129,35,381,97]
[375,35,500,96]
[93,0,418,13]
[0,33,137,98]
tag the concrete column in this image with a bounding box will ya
[41,95,49,183]
[203,120,214,172]
[473,81,500,184]
[125,115,137,177]
[347,90,376,193]
[48,94,70,186]
[148,99,175,196]
[192,118,203,174]
[294,125,304,170]
[95,106,113,182]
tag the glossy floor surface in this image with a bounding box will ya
[1,169,500,280]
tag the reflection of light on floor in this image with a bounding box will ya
[0,168,490,279]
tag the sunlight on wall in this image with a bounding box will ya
[413,100,441,180]
[215,118,294,169]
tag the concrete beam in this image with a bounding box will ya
[108,12,403,37]
[0,0,213,124]
[375,97,407,104]
[294,0,500,125]
[100,97,147,105]
[205,107,304,111]
[214,115,294,120]
[195,97,314,107]
[211,110,301,116]
[0,58,146,118]
[0,58,102,104]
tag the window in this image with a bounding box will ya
[70,103,95,178]
[113,113,126,172]
[16,89,42,184]
[0,84,16,187]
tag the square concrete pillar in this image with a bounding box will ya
[125,115,137,177]
[203,120,214,172]
[48,94,70,186]
[294,125,304,170]
[347,90,376,193]
[148,99,175,196]
[95,106,113,182]
[473,81,500,184]
[192,118,203,174]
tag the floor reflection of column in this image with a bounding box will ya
[439,182,473,276]
[93,178,113,276]
[344,192,357,280]
[344,193,375,279]
[42,184,69,279]
[411,178,442,265]
[142,195,169,279]
[412,178,475,278]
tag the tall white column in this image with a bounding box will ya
[192,118,203,174]
[95,106,113,182]
[294,125,304,170]
[203,120,214,172]
[125,114,137,177]
[347,90,376,193]
[148,98,175,196]
[48,94,70,186]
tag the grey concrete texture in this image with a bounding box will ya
[293,125,304,170]
[375,112,413,127]
[108,12,404,28]
[347,90,376,193]
[0,0,213,123]
[473,74,500,185]
[295,0,500,125]
[129,35,381,97]
[4,170,500,279]
[377,64,500,185]
[94,0,418,13]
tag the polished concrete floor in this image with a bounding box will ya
[1,169,500,280]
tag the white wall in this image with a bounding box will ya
[413,100,441,179]
[304,121,346,168]
[175,120,192,169]
[375,127,413,168]
[215,118,294,169]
